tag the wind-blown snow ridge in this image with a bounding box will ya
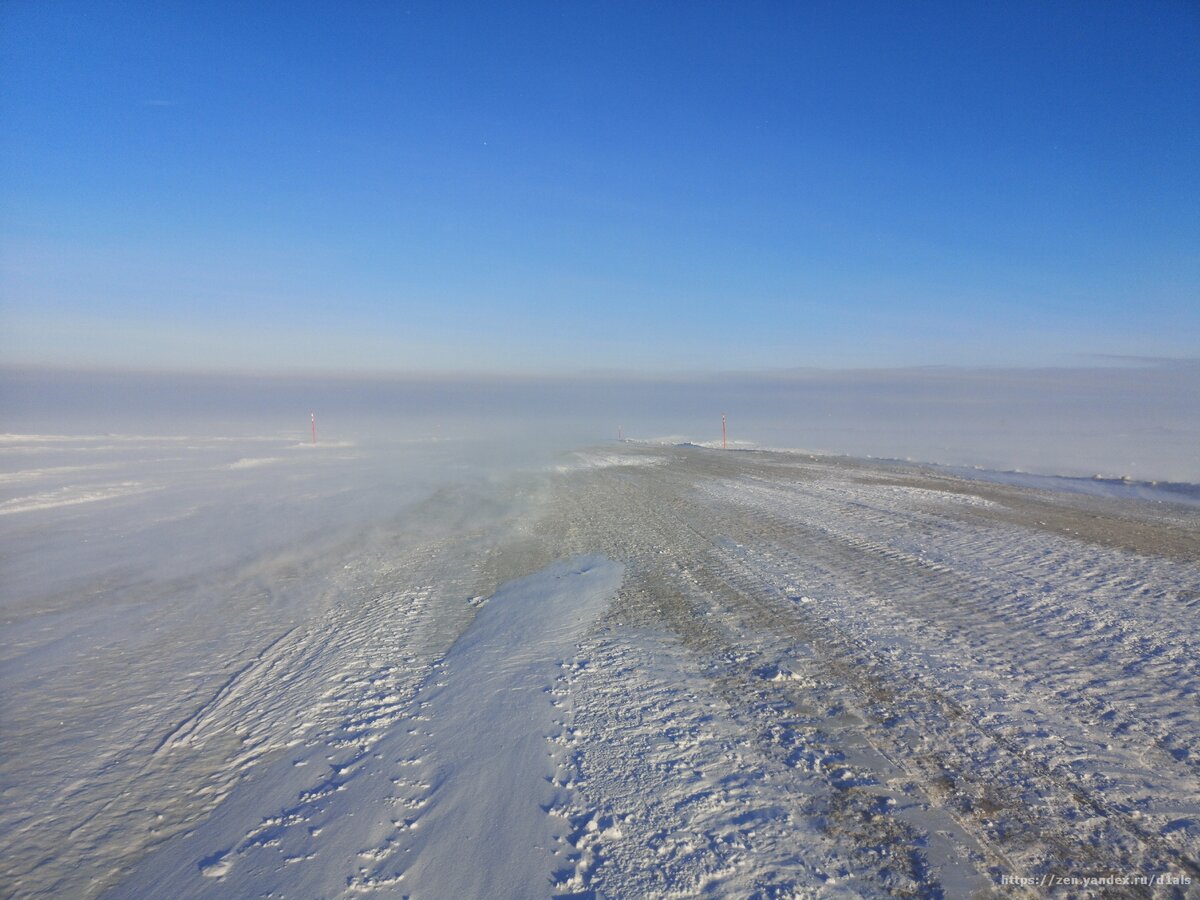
[381,555,622,898]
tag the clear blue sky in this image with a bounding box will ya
[2,1,1197,373]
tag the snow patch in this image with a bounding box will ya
[0,481,152,515]
[291,440,355,450]
[555,451,665,472]
[223,457,285,470]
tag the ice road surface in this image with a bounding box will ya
[2,436,1200,897]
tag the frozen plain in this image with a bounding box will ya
[2,434,1200,898]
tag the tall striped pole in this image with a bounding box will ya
[311,412,317,444]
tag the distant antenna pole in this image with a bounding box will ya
[311,411,317,444]
[722,414,727,450]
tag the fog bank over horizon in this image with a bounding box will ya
[3,363,1198,483]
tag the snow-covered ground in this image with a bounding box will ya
[2,435,1199,897]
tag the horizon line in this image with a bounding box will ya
[2,356,1197,382]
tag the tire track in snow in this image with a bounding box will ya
[681,462,1200,884]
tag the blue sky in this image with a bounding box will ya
[2,1,1197,373]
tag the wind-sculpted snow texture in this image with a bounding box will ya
[3,438,1199,898]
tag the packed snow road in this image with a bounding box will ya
[2,439,1199,897]
[534,445,1200,897]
